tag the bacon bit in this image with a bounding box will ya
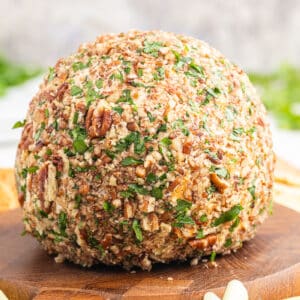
[210,173,229,194]
[56,83,68,101]
[86,105,113,138]
[183,141,193,154]
[189,234,217,250]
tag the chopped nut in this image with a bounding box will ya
[189,234,217,250]
[141,213,159,232]
[124,201,135,219]
[86,104,113,138]
[136,165,146,178]
[210,173,229,193]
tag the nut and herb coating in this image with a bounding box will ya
[15,30,275,270]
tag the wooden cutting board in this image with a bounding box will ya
[0,204,299,300]
[0,160,300,300]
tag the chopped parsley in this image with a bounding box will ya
[132,219,143,242]
[121,157,143,166]
[248,184,256,200]
[147,111,156,122]
[224,238,232,247]
[213,205,243,227]
[143,40,163,57]
[196,229,204,239]
[172,119,190,136]
[112,106,124,115]
[128,183,149,195]
[58,211,67,236]
[103,201,115,213]
[153,67,165,81]
[199,214,208,223]
[210,251,216,262]
[117,89,134,105]
[230,127,244,141]
[72,61,89,72]
[229,217,240,232]
[146,172,158,184]
[12,119,26,129]
[151,186,163,199]
[173,198,195,227]
[95,78,103,89]
[70,85,83,97]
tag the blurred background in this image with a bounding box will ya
[1,0,300,168]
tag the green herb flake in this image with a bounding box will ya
[128,183,149,195]
[112,106,124,115]
[248,184,256,200]
[95,79,104,89]
[73,111,79,124]
[70,85,83,97]
[147,111,156,122]
[224,238,232,247]
[146,173,158,184]
[176,198,192,212]
[103,201,115,213]
[121,157,143,166]
[229,217,240,232]
[117,89,134,105]
[199,214,208,222]
[174,214,195,228]
[143,40,163,57]
[72,61,89,72]
[74,194,82,209]
[151,187,163,199]
[213,205,243,227]
[132,219,143,242]
[73,138,88,154]
[153,67,165,81]
[12,119,26,129]
[210,251,216,262]
[58,211,67,235]
[196,229,204,239]
[230,128,244,141]
[137,68,143,77]
[160,137,172,147]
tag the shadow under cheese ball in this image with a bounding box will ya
[15,30,275,270]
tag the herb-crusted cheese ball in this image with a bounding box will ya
[15,30,274,270]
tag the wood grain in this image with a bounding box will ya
[0,204,299,300]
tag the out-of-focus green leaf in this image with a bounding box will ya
[249,64,300,130]
[0,55,42,97]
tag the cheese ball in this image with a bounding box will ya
[15,30,274,270]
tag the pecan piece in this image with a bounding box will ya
[210,173,229,194]
[189,234,217,250]
[56,83,68,101]
[141,213,159,232]
[86,104,113,138]
[183,141,193,154]
[18,123,33,150]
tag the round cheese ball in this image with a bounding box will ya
[15,30,274,270]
